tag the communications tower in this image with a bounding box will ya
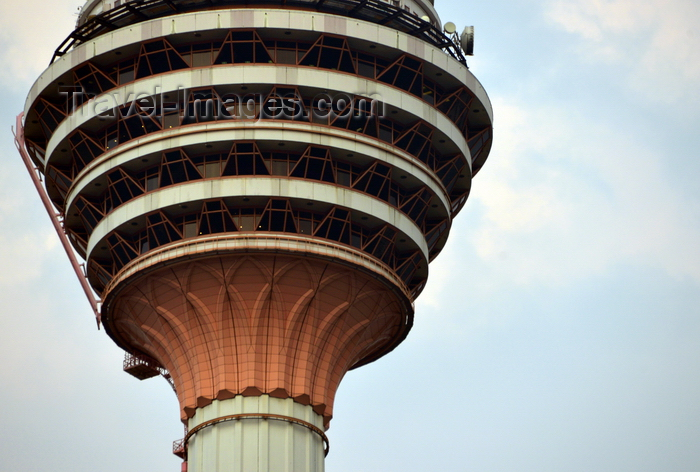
[16,0,492,470]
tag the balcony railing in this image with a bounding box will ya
[52,0,468,65]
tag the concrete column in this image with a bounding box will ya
[186,395,326,472]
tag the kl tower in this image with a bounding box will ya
[15,0,492,470]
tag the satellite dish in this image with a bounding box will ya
[443,22,457,34]
[460,26,475,55]
[421,15,430,22]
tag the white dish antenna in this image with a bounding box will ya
[443,22,457,34]
[461,26,475,55]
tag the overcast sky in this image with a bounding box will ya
[1,1,699,471]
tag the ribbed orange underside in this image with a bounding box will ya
[107,254,407,427]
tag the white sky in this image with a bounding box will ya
[1,1,699,471]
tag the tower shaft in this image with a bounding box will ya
[186,396,326,472]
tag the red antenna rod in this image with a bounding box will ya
[13,112,102,328]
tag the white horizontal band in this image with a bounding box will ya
[26,8,492,122]
[64,124,453,221]
[101,233,415,303]
[44,65,470,171]
[86,177,431,260]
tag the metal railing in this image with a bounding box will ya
[102,232,416,303]
[52,0,468,65]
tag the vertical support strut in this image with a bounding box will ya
[13,112,102,327]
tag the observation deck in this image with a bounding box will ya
[18,1,492,469]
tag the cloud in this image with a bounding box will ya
[0,171,59,286]
[0,1,78,88]
[446,95,700,290]
[546,0,700,107]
